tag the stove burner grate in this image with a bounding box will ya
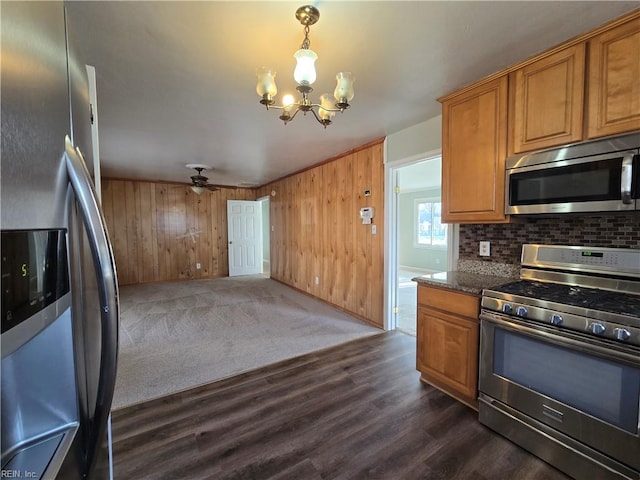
[492,280,640,319]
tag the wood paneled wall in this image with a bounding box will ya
[256,140,385,327]
[101,179,254,285]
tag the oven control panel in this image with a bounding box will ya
[522,244,640,278]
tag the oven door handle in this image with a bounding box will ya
[621,153,633,204]
[480,311,640,365]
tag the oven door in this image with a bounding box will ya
[505,150,638,214]
[479,311,640,473]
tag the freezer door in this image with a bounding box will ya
[0,1,70,230]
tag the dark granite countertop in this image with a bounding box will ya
[412,271,517,296]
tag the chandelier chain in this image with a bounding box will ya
[301,24,311,49]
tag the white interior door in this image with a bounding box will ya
[227,200,262,276]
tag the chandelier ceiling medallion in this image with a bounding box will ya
[256,5,355,128]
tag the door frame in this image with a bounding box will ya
[257,195,270,276]
[383,145,458,331]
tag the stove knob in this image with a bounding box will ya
[550,314,563,325]
[515,306,528,318]
[589,323,606,335]
[502,304,513,314]
[613,328,631,341]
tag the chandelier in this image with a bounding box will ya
[256,5,355,128]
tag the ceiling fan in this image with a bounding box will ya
[184,164,236,194]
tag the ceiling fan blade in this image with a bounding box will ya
[205,183,237,190]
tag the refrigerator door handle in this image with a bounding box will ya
[64,135,119,474]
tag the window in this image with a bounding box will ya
[415,199,447,247]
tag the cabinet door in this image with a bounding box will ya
[509,44,585,154]
[587,17,640,138]
[416,308,479,404]
[442,76,509,223]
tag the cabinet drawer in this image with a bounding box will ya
[417,285,479,318]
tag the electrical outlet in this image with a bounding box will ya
[479,241,491,257]
[196,263,201,269]
[314,276,319,285]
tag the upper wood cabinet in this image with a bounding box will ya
[587,17,640,138]
[508,44,586,155]
[441,76,509,224]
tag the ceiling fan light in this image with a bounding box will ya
[191,186,205,195]
[293,49,317,85]
[334,72,355,104]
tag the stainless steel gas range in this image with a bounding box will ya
[478,244,640,480]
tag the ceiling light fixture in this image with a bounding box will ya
[256,5,355,128]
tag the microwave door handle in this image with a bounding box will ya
[621,154,633,204]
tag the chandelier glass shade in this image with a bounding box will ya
[256,5,354,128]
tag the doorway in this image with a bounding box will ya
[385,154,457,334]
[227,200,263,276]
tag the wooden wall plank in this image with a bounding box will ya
[109,180,129,284]
[155,183,169,283]
[138,182,153,283]
[369,143,385,325]
[312,168,322,298]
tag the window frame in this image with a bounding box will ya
[413,197,447,249]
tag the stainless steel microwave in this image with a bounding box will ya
[505,132,639,215]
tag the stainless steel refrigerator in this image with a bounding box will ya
[1,2,119,479]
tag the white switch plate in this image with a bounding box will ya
[371,224,377,235]
[479,241,491,257]
[196,262,201,269]
[314,276,319,285]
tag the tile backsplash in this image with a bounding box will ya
[459,213,640,266]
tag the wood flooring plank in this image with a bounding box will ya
[109,332,570,480]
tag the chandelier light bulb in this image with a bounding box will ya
[293,49,318,85]
[334,72,355,103]
[283,94,295,107]
[319,93,335,121]
[256,67,277,98]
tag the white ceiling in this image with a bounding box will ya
[65,1,638,188]
[398,158,442,192]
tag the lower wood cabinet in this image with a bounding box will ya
[416,284,480,410]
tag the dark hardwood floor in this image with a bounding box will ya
[109,331,569,479]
